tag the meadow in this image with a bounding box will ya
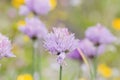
[0,0,120,80]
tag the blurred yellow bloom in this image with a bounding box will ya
[12,0,25,8]
[23,35,30,42]
[17,20,26,27]
[50,0,57,10]
[112,18,120,30]
[98,63,112,78]
[79,78,86,80]
[17,74,33,80]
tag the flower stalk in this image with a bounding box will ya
[32,40,42,80]
[59,65,62,80]
[92,57,97,80]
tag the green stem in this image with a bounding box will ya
[59,65,62,80]
[39,53,42,80]
[32,42,35,77]
[90,44,99,80]
[92,56,97,80]
[32,41,42,80]
[90,67,94,80]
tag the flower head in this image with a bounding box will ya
[98,63,112,78]
[78,39,96,57]
[19,17,48,40]
[68,39,105,60]
[12,0,25,8]
[50,0,57,10]
[0,33,15,59]
[17,74,33,80]
[112,18,120,30]
[85,23,116,45]
[31,0,51,15]
[19,0,57,16]
[44,27,78,64]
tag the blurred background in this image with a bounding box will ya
[0,0,120,80]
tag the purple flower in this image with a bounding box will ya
[32,0,51,15]
[22,0,52,15]
[68,39,106,60]
[85,23,116,44]
[0,33,15,59]
[44,27,79,64]
[78,39,96,57]
[19,17,48,39]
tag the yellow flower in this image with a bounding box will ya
[17,20,26,27]
[50,0,57,10]
[17,74,33,80]
[23,35,30,42]
[11,0,25,8]
[112,18,120,30]
[98,63,112,78]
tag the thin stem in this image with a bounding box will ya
[90,66,94,80]
[32,41,36,78]
[93,56,97,80]
[59,65,62,80]
[32,41,35,78]
[32,40,42,80]
[39,53,42,80]
[92,45,99,80]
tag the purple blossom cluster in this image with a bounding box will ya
[19,17,48,40]
[44,27,79,64]
[19,0,53,16]
[0,33,15,59]
[69,23,116,61]
[85,24,116,45]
